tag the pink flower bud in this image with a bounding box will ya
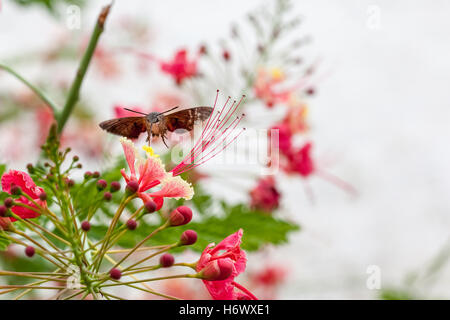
[110,181,121,193]
[67,179,75,188]
[109,268,122,280]
[0,206,7,217]
[81,221,91,232]
[10,184,21,195]
[93,171,101,178]
[160,253,175,268]
[84,171,92,179]
[179,229,197,246]
[126,219,137,230]
[200,259,234,281]
[144,200,157,213]
[25,246,35,258]
[223,50,231,61]
[26,163,34,173]
[126,180,139,194]
[96,179,107,190]
[4,198,13,208]
[39,192,47,201]
[103,192,112,201]
[169,206,193,226]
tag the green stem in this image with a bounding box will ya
[0,63,58,114]
[57,3,112,133]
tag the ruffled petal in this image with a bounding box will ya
[149,175,194,200]
[1,170,43,199]
[10,197,41,220]
[120,138,137,176]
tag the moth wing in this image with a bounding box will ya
[164,106,213,132]
[99,117,147,139]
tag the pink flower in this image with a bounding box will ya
[283,99,309,134]
[253,68,291,107]
[249,176,281,213]
[120,139,194,208]
[1,170,46,221]
[35,106,55,146]
[196,229,257,300]
[251,264,287,288]
[270,123,292,155]
[285,142,315,177]
[93,45,121,79]
[160,49,198,85]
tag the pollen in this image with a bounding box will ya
[142,145,160,158]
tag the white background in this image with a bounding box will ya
[1,0,450,299]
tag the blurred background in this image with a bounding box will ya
[1,0,450,299]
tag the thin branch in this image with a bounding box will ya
[57,3,112,133]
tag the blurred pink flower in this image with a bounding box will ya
[160,49,198,85]
[253,68,291,107]
[36,106,55,146]
[114,105,146,118]
[251,264,287,288]
[270,123,293,155]
[93,45,121,79]
[249,176,281,213]
[196,229,257,300]
[285,142,315,177]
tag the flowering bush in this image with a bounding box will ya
[0,0,354,300]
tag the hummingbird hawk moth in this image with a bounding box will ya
[99,106,213,147]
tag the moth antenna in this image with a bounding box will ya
[160,106,180,114]
[123,108,148,116]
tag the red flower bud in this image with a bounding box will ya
[10,184,21,195]
[306,87,315,95]
[200,259,233,281]
[109,268,122,280]
[25,246,35,258]
[199,44,207,55]
[110,181,121,193]
[4,198,13,208]
[160,253,175,268]
[84,171,92,179]
[223,50,231,61]
[67,179,75,188]
[169,206,193,226]
[126,181,139,194]
[0,205,7,217]
[39,192,47,201]
[126,219,137,230]
[103,192,112,201]
[81,221,91,232]
[97,179,107,190]
[26,163,34,173]
[179,229,197,246]
[144,200,157,213]
[93,171,101,179]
